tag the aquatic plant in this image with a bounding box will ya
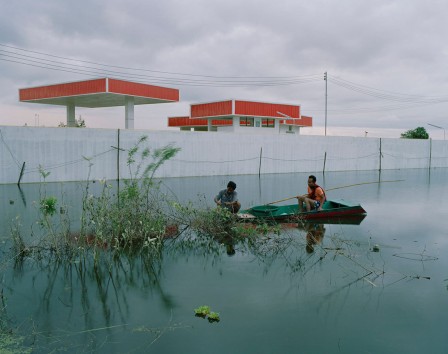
[194,306,220,322]
[11,136,181,262]
[0,333,31,354]
[194,305,211,317]
[207,312,220,322]
[39,196,57,216]
[80,136,181,252]
[173,199,277,239]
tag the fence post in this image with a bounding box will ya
[117,129,120,182]
[17,162,25,185]
[379,138,382,172]
[429,138,432,170]
[323,151,327,173]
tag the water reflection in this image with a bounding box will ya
[7,249,179,352]
[2,169,448,353]
[304,223,325,253]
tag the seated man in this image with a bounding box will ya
[296,175,326,212]
[214,181,241,214]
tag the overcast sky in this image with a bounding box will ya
[1,0,447,138]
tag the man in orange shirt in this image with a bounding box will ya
[296,175,326,212]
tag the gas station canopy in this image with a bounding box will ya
[19,78,179,128]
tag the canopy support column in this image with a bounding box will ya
[125,96,134,129]
[67,104,76,127]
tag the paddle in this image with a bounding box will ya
[264,179,404,205]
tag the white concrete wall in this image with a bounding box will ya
[429,140,448,168]
[0,126,117,184]
[381,138,431,170]
[1,125,447,184]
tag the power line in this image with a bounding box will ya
[0,49,320,84]
[0,43,319,79]
[0,43,322,87]
[0,129,21,168]
[0,56,321,87]
[328,76,448,104]
[2,43,448,115]
[306,100,441,114]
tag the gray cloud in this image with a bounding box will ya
[1,0,448,134]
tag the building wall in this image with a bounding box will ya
[0,125,445,185]
[279,125,300,134]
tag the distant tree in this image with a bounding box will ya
[58,116,86,128]
[400,127,429,139]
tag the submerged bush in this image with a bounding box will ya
[11,136,181,260]
[10,135,284,265]
[80,136,181,251]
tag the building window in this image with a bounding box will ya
[262,119,275,128]
[240,117,254,126]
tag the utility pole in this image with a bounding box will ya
[324,72,327,136]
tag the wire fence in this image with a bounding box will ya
[1,126,447,184]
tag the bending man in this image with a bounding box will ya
[214,181,241,214]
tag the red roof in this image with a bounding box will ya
[190,99,301,119]
[170,99,312,128]
[19,78,179,107]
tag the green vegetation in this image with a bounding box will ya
[11,135,281,264]
[194,305,211,317]
[194,306,220,322]
[208,312,220,322]
[7,135,283,353]
[1,295,31,354]
[39,196,57,216]
[11,136,182,262]
[58,116,86,127]
[0,333,31,354]
[5,138,404,351]
[80,136,181,252]
[400,127,429,139]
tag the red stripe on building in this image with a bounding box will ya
[235,100,300,118]
[191,100,233,118]
[282,116,312,126]
[168,116,232,127]
[108,79,179,101]
[299,116,312,126]
[19,78,107,101]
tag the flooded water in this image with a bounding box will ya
[1,169,448,353]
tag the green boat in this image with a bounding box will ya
[239,199,367,222]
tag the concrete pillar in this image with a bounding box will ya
[67,104,76,127]
[274,118,279,133]
[208,118,212,131]
[125,96,135,129]
[232,116,240,132]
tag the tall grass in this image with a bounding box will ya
[11,136,181,261]
[10,135,284,264]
